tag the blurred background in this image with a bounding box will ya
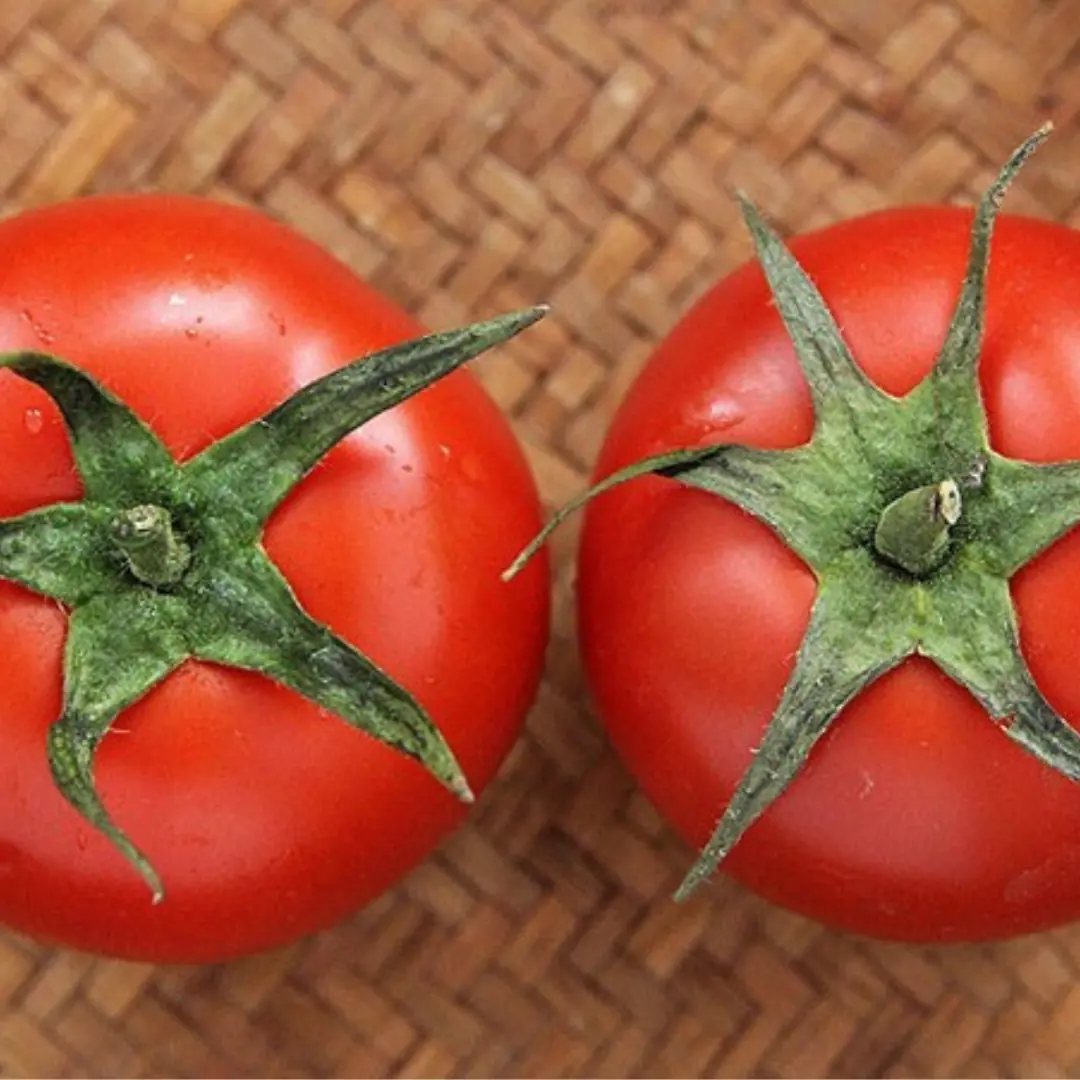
[4,0,1080,1075]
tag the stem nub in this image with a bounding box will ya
[111,505,192,588]
[873,479,961,577]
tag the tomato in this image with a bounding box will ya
[0,195,549,962]
[577,203,1080,942]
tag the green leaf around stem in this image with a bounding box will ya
[0,503,116,606]
[736,194,894,441]
[969,454,1080,577]
[921,565,1080,782]
[920,125,1052,474]
[186,306,549,539]
[503,443,835,580]
[673,443,869,568]
[933,124,1050,383]
[0,352,181,506]
[47,591,191,902]
[188,548,474,803]
[675,568,913,902]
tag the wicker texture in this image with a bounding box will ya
[3,1,1080,1076]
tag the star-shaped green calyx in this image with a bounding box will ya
[507,124,1080,901]
[0,304,547,902]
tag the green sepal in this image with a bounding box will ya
[674,562,912,901]
[503,443,844,579]
[2,353,182,505]
[48,590,190,902]
[0,305,545,897]
[187,306,547,540]
[921,562,1080,781]
[737,193,896,443]
[969,454,1080,577]
[912,122,1051,476]
[0,503,117,606]
[188,547,473,802]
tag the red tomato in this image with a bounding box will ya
[579,207,1080,942]
[0,195,549,961]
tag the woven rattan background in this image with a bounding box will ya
[4,0,1080,1076]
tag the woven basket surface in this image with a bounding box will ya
[4,0,1080,1076]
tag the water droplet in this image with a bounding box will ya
[705,398,746,431]
[183,315,206,340]
[439,444,452,460]
[459,453,484,484]
[168,293,187,307]
[19,309,55,345]
[23,408,43,435]
[672,397,747,448]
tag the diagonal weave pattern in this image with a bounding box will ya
[4,0,1080,1075]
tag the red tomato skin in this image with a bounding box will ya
[579,207,1080,942]
[0,195,550,962]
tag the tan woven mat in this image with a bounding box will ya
[4,0,1080,1075]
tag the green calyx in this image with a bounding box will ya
[1,305,547,901]
[508,123,1080,902]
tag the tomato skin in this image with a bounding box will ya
[579,207,1080,942]
[0,195,549,962]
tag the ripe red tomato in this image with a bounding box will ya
[578,206,1080,942]
[0,195,549,962]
